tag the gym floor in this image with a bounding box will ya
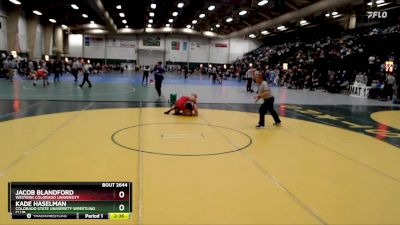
[0,71,399,225]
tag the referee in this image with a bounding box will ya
[254,71,281,128]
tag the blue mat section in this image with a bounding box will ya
[9,71,244,86]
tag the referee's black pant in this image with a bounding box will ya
[155,77,163,97]
[80,72,92,87]
[246,78,253,91]
[259,96,281,126]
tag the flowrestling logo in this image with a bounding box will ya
[367,11,388,19]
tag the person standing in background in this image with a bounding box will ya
[120,65,124,74]
[384,73,396,100]
[245,65,255,92]
[53,60,62,83]
[254,71,281,128]
[142,65,151,84]
[153,61,165,97]
[71,58,81,82]
[184,66,189,80]
[2,55,9,79]
[79,60,92,88]
[8,55,18,82]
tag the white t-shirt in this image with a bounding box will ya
[72,61,82,69]
[245,69,254,79]
[257,81,272,99]
[144,66,151,72]
[83,64,91,73]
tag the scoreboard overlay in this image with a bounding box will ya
[8,182,132,220]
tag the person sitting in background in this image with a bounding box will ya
[164,94,198,116]
[369,79,384,99]
[339,70,350,91]
[327,73,340,93]
[354,71,366,86]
